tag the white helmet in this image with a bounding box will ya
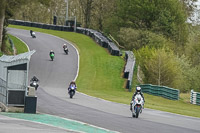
[64,44,66,46]
[136,86,141,92]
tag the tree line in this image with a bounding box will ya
[0,0,199,92]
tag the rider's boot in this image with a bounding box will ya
[130,103,132,111]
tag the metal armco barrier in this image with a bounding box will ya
[190,90,200,105]
[124,51,135,91]
[8,19,73,31]
[8,19,121,56]
[77,27,121,56]
[140,84,179,100]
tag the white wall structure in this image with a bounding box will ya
[0,50,35,106]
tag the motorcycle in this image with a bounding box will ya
[131,94,144,118]
[32,32,36,38]
[30,80,39,90]
[68,84,76,98]
[50,53,54,61]
[64,47,68,55]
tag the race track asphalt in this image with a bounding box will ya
[6,28,200,133]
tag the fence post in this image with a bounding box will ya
[190,90,193,104]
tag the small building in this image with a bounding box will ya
[0,50,35,106]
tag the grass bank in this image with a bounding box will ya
[8,34,28,54]
[0,34,28,57]
[0,35,13,56]
[8,25,200,118]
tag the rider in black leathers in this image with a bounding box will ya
[30,30,33,36]
[30,76,39,82]
[30,76,39,90]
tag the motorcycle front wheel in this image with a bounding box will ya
[136,107,141,118]
[69,91,74,98]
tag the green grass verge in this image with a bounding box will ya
[8,34,28,54]
[0,34,28,57]
[0,51,3,56]
[8,24,200,118]
[145,93,200,118]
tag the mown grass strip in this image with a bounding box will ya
[8,34,28,54]
[8,25,200,118]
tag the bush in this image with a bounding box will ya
[135,47,198,92]
[118,28,175,50]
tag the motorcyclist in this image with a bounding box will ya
[30,30,33,36]
[30,76,39,82]
[63,43,68,49]
[68,80,77,91]
[30,76,39,90]
[130,86,145,111]
[32,31,36,36]
[49,50,55,56]
[63,43,68,54]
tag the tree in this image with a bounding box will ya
[78,0,94,28]
[0,0,50,52]
[118,28,175,50]
[114,0,189,47]
[13,0,66,25]
[0,0,6,51]
[136,46,200,92]
[175,54,200,92]
[136,47,179,89]
[145,49,181,87]
[90,0,116,31]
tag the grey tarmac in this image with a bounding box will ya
[5,28,200,133]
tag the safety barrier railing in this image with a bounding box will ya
[140,84,179,100]
[124,51,135,91]
[77,28,121,56]
[8,19,121,56]
[190,90,200,105]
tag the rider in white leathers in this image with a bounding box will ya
[130,86,145,110]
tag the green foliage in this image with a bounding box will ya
[136,48,180,87]
[135,47,199,92]
[1,34,13,55]
[193,65,200,92]
[185,25,200,66]
[1,0,50,52]
[118,28,175,50]
[78,0,94,28]
[5,0,26,19]
[36,0,51,6]
[115,0,188,46]
[11,0,54,24]
[90,0,116,31]
[175,55,200,92]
